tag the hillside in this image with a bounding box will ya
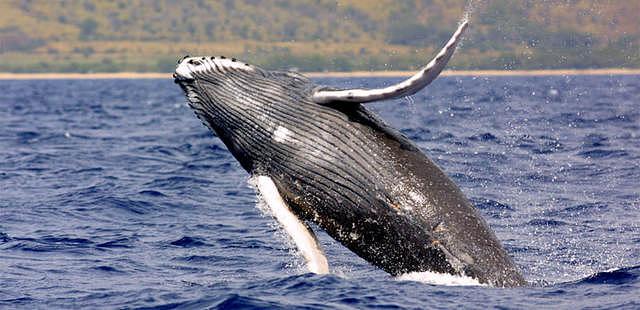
[0,0,638,72]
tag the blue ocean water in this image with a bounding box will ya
[0,75,638,309]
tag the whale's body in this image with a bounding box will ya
[174,21,526,287]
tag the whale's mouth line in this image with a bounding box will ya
[173,72,194,84]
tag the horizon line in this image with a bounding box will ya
[0,68,639,80]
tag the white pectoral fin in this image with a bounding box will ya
[312,20,468,104]
[255,176,329,274]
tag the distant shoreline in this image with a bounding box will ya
[0,68,639,80]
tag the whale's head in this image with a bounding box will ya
[173,55,314,106]
[173,55,316,172]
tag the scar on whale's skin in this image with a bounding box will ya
[273,126,292,143]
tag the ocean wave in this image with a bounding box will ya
[577,149,629,159]
[572,265,640,286]
[467,132,500,142]
[526,219,568,226]
[472,198,514,211]
[544,202,608,217]
[170,236,208,248]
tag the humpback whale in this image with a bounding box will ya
[173,20,526,287]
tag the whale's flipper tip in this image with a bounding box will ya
[311,19,469,105]
[253,175,329,275]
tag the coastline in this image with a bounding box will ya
[0,68,639,80]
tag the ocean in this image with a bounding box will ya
[1,75,638,309]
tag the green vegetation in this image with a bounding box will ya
[0,0,638,72]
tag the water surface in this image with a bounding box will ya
[0,75,638,308]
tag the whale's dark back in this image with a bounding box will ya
[175,59,525,287]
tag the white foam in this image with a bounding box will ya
[252,176,329,274]
[397,271,485,286]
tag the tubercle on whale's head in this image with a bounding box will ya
[174,55,257,81]
[173,54,314,115]
[173,55,314,116]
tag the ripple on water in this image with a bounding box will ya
[471,198,514,219]
[526,219,568,226]
[582,133,609,148]
[577,149,629,159]
[98,197,157,215]
[472,198,514,211]
[96,238,135,249]
[138,190,167,197]
[144,176,214,189]
[170,236,207,248]
[575,266,640,286]
[467,132,499,142]
[544,203,608,217]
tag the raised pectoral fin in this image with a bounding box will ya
[312,20,468,104]
[255,176,329,274]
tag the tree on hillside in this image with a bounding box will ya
[79,18,99,40]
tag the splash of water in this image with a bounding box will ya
[403,95,415,105]
[463,0,477,25]
[397,271,485,286]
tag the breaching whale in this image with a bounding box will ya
[173,20,526,287]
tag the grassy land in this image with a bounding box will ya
[1,0,638,73]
